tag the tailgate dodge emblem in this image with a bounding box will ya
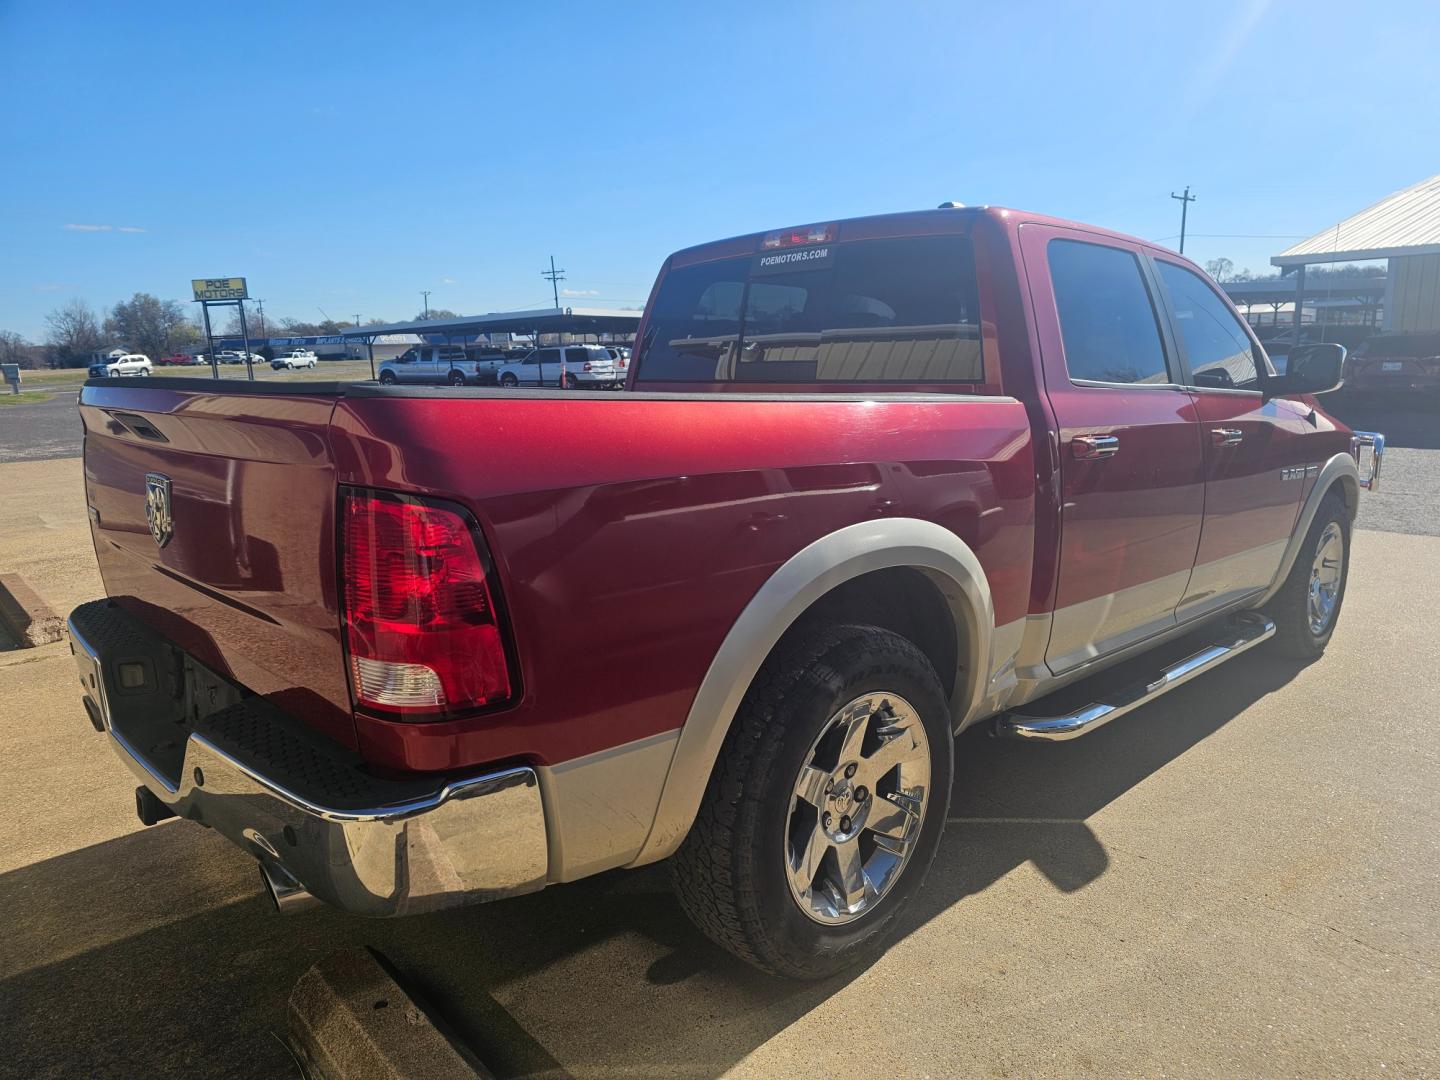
[145,473,173,548]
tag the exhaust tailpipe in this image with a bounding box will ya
[259,861,320,914]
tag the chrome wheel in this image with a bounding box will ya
[1307,521,1344,636]
[785,692,932,925]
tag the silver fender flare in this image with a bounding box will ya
[629,517,994,867]
[1257,451,1360,607]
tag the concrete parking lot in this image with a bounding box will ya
[1,430,1437,1076]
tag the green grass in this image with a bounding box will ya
[0,390,54,406]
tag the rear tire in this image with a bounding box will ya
[448,371,466,386]
[1265,492,1350,659]
[671,622,953,979]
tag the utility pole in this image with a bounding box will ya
[354,314,362,328]
[254,298,266,338]
[542,256,566,310]
[420,291,431,318]
[1170,186,1196,253]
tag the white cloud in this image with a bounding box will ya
[561,288,599,297]
[441,277,457,284]
[63,223,147,233]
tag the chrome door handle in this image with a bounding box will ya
[1211,427,1244,447]
[1072,434,1120,460]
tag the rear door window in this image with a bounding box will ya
[1155,260,1261,390]
[637,235,983,383]
[1048,239,1171,385]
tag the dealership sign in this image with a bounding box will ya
[191,277,248,301]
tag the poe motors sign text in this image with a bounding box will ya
[191,278,248,301]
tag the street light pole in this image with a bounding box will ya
[1170,186,1196,253]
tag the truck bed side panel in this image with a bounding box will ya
[328,392,1034,772]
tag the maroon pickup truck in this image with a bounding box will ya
[68,206,1384,978]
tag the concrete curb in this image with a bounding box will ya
[288,948,490,1080]
[0,573,63,647]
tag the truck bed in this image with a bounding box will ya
[78,377,1035,774]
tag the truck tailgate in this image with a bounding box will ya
[78,382,356,749]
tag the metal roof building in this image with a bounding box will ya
[1273,173,1440,332]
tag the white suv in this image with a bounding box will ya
[87,354,152,378]
[496,346,620,389]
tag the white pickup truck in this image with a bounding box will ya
[271,350,318,370]
[377,346,508,386]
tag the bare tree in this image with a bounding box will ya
[0,330,28,367]
[45,299,104,367]
[106,293,200,361]
[1204,257,1234,282]
[414,308,460,321]
[276,317,354,336]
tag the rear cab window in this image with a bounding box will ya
[636,232,985,386]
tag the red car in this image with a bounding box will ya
[156,354,198,366]
[67,205,1382,978]
[1345,333,1440,399]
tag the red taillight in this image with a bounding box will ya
[762,223,836,249]
[341,490,513,719]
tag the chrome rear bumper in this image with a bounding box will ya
[68,600,549,916]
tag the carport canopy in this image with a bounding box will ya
[340,306,641,346]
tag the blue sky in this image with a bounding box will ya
[2,0,1437,340]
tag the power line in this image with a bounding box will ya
[1155,232,1310,241]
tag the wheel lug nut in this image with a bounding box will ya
[822,812,832,829]
[855,787,868,802]
[840,815,852,832]
[844,763,857,779]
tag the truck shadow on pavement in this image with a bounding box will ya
[1,648,1309,1079]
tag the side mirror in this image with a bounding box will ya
[1265,342,1345,398]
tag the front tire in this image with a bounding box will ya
[671,622,953,979]
[1265,492,1350,659]
[378,370,397,385]
[500,373,519,388]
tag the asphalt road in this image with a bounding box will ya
[0,390,83,462]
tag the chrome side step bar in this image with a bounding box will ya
[993,612,1276,742]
